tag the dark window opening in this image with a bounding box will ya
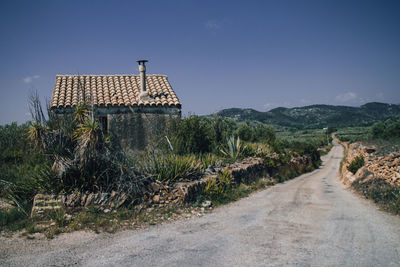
[100,116,108,133]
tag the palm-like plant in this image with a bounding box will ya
[73,103,89,123]
[73,119,102,152]
[27,122,48,149]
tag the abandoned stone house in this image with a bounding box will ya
[49,60,182,150]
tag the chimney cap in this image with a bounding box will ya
[137,60,148,65]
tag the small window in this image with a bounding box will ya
[100,116,108,133]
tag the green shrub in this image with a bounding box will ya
[209,116,237,145]
[371,118,400,139]
[204,170,233,199]
[0,207,29,231]
[347,155,365,174]
[0,122,48,188]
[234,122,276,144]
[335,126,371,143]
[235,123,254,142]
[253,124,276,144]
[3,163,60,205]
[167,116,277,154]
[169,116,214,154]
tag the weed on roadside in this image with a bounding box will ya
[347,155,365,174]
[0,207,30,232]
[352,177,400,215]
[202,174,276,207]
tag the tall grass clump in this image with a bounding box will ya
[200,153,222,171]
[204,170,233,200]
[0,207,31,231]
[140,153,203,182]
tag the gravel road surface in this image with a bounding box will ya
[1,141,400,266]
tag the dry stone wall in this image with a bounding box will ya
[31,154,318,214]
[108,113,178,151]
[341,142,400,186]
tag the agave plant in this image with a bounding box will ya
[220,136,244,160]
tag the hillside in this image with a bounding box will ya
[215,102,400,129]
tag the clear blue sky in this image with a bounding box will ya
[1,0,399,125]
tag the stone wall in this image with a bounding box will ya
[172,157,268,203]
[108,113,178,151]
[32,154,318,213]
[341,142,400,186]
[54,157,268,210]
[51,106,181,151]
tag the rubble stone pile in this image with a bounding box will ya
[344,142,400,186]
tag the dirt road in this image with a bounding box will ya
[1,141,400,266]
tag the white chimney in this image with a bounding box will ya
[137,59,148,93]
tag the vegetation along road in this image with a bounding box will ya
[1,140,400,266]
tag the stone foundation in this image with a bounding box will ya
[31,194,64,218]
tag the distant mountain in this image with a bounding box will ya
[215,102,400,129]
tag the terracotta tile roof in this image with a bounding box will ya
[50,74,181,109]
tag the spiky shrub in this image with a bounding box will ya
[59,118,119,191]
[347,155,365,174]
[73,119,103,157]
[204,170,233,199]
[26,94,117,193]
[220,136,246,160]
[142,153,203,182]
[2,92,150,222]
[200,153,222,171]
